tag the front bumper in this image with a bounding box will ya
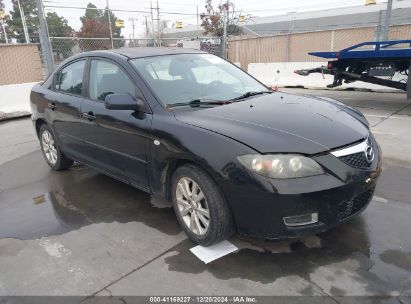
[222,138,382,239]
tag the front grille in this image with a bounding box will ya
[337,187,375,220]
[338,152,371,169]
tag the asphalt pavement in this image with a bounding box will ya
[0,89,410,302]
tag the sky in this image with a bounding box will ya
[3,0,388,39]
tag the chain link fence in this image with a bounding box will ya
[49,36,223,66]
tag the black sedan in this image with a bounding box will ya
[30,48,381,246]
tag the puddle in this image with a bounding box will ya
[164,205,411,295]
[0,162,180,240]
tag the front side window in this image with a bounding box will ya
[131,53,267,105]
[89,60,135,101]
[56,60,85,95]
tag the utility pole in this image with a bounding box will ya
[17,0,29,43]
[35,0,54,75]
[196,4,200,39]
[129,17,137,47]
[382,0,393,41]
[156,1,161,47]
[150,2,156,46]
[222,1,229,59]
[145,16,149,38]
[106,0,114,49]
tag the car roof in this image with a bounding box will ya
[78,47,206,59]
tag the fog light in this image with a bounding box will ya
[283,213,318,227]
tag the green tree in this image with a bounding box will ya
[78,2,124,50]
[46,12,75,59]
[80,3,103,23]
[6,0,39,43]
[200,0,242,37]
[47,12,73,37]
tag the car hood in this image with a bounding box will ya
[174,93,369,155]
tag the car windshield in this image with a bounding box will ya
[130,53,268,106]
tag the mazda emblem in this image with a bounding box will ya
[365,145,374,163]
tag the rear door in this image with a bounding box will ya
[50,59,86,160]
[81,58,152,190]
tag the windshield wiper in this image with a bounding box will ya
[230,90,273,101]
[167,99,231,108]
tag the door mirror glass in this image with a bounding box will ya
[104,94,144,111]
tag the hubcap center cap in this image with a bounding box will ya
[190,200,198,209]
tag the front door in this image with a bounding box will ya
[81,58,152,190]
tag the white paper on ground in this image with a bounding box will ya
[190,240,238,264]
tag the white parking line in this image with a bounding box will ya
[373,195,388,204]
[370,131,396,135]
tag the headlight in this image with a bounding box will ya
[237,154,324,179]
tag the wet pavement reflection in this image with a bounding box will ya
[0,153,181,240]
[0,150,410,296]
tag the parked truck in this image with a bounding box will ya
[295,40,411,101]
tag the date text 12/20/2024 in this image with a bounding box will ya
[149,296,257,303]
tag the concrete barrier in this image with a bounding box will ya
[0,82,37,114]
[248,62,403,91]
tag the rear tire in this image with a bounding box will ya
[171,164,234,246]
[39,124,73,171]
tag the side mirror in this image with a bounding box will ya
[104,93,144,111]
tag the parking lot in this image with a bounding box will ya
[0,89,410,301]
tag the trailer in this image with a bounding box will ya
[295,40,411,100]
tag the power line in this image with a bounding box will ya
[43,4,151,14]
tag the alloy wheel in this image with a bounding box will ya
[176,177,210,236]
[41,130,58,165]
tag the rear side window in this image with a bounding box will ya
[89,60,135,101]
[56,60,85,95]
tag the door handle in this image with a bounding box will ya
[48,102,56,110]
[82,111,96,121]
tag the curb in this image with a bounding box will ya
[0,111,31,122]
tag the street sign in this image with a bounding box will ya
[176,21,183,29]
[115,19,124,28]
[0,9,6,19]
[238,15,246,22]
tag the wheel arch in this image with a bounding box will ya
[163,158,222,202]
[35,118,48,138]
[162,158,236,226]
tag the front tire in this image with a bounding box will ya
[39,124,73,171]
[171,164,234,246]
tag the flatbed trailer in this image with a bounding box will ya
[295,40,411,100]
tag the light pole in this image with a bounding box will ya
[1,20,8,43]
[16,0,29,43]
